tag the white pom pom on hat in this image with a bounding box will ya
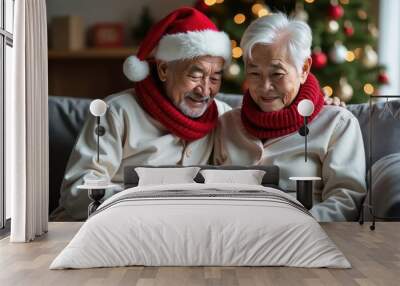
[122,7,232,82]
[123,56,150,82]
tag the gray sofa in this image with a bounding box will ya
[49,94,400,219]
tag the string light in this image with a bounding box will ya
[251,4,263,15]
[304,0,315,3]
[204,0,216,6]
[232,47,243,58]
[345,51,355,62]
[216,0,224,3]
[364,83,374,95]
[258,8,269,17]
[234,13,246,24]
[228,63,241,76]
[323,86,333,97]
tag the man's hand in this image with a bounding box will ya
[324,95,346,107]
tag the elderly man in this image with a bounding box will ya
[51,7,232,221]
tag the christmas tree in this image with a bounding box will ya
[195,0,388,103]
[301,0,387,103]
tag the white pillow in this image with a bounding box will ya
[200,169,266,185]
[135,167,201,186]
[364,153,400,219]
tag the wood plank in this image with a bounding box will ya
[0,222,399,286]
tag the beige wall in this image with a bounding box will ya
[46,0,194,44]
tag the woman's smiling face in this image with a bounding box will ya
[245,43,310,112]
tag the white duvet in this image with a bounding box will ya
[50,183,350,269]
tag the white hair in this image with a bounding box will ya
[240,13,312,72]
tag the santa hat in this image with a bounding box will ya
[123,7,232,82]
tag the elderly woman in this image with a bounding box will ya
[214,13,366,221]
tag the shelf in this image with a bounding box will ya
[48,47,135,98]
[48,47,137,60]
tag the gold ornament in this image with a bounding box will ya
[327,20,339,33]
[336,78,354,102]
[362,45,378,68]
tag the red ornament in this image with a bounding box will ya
[328,4,344,20]
[378,72,389,84]
[344,26,354,36]
[311,51,328,69]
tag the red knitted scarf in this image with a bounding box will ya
[134,75,218,141]
[241,73,324,140]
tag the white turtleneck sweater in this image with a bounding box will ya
[214,105,366,221]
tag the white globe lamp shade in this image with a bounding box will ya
[90,99,107,117]
[297,99,314,117]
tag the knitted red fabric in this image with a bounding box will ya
[241,73,324,140]
[135,76,218,141]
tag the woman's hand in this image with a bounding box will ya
[324,95,346,107]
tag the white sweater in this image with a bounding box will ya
[214,106,367,221]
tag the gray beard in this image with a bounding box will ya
[178,93,211,118]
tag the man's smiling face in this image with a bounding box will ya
[157,56,224,118]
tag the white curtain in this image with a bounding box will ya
[7,0,49,242]
[379,0,400,96]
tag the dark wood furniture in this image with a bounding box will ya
[48,48,137,99]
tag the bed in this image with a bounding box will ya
[50,166,350,269]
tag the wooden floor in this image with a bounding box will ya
[0,222,399,286]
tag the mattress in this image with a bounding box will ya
[50,183,350,269]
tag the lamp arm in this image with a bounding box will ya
[304,116,308,162]
[97,116,100,163]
